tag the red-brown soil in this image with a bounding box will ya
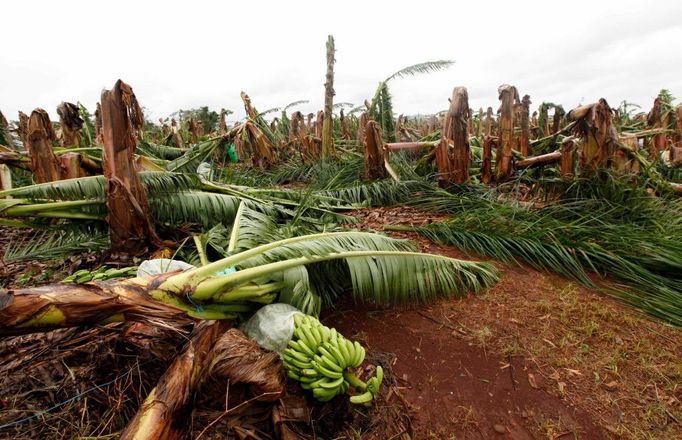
[320,206,682,439]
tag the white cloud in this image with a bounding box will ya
[1,0,680,122]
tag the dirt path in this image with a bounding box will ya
[323,207,682,439]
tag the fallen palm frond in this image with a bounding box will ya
[0,231,498,335]
[398,182,682,325]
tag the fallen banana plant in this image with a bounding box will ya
[0,232,499,336]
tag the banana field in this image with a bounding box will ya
[1,35,681,440]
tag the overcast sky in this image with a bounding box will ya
[2,0,681,123]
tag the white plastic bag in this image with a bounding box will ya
[240,303,303,353]
[197,162,213,180]
[136,258,196,278]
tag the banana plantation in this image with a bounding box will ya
[0,36,681,439]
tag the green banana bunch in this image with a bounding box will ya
[282,314,383,404]
[63,266,138,284]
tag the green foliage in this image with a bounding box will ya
[178,106,220,133]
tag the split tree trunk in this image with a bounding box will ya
[17,111,29,146]
[672,105,682,164]
[481,135,494,184]
[321,35,336,158]
[496,85,519,181]
[100,79,158,255]
[485,107,494,136]
[516,151,561,169]
[647,94,670,159]
[518,95,531,156]
[120,321,230,440]
[25,109,62,183]
[568,99,619,170]
[435,87,470,185]
[560,137,577,176]
[363,119,387,180]
[0,277,192,337]
[340,108,351,140]
[56,102,84,147]
[171,119,185,149]
[0,111,12,189]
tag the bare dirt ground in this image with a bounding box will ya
[322,206,682,439]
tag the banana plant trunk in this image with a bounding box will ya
[120,321,230,440]
[321,35,336,158]
[496,84,519,181]
[672,105,682,164]
[567,99,619,170]
[25,109,62,183]
[560,137,577,176]
[647,94,670,160]
[481,135,494,184]
[518,95,531,156]
[435,87,470,186]
[0,276,192,337]
[56,101,84,147]
[363,119,388,180]
[100,79,158,255]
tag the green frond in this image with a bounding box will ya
[283,100,310,112]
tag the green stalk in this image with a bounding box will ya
[213,282,285,303]
[193,235,209,267]
[228,201,245,252]
[3,199,100,216]
[160,232,394,294]
[192,250,471,301]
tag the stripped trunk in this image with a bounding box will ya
[647,95,669,159]
[496,85,519,181]
[17,111,30,146]
[616,134,640,174]
[306,113,314,131]
[531,111,538,138]
[0,278,191,336]
[358,112,370,145]
[94,103,103,144]
[219,108,228,135]
[321,35,336,158]
[340,108,351,140]
[120,321,230,440]
[485,107,494,136]
[0,110,12,146]
[435,87,470,185]
[519,95,531,156]
[0,165,10,190]
[568,99,619,170]
[25,109,62,183]
[56,102,84,147]
[551,106,565,134]
[315,110,324,139]
[481,135,494,184]
[171,119,185,149]
[188,118,200,144]
[560,137,577,176]
[672,105,682,164]
[363,120,387,180]
[0,112,11,189]
[100,79,157,255]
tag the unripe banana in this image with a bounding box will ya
[325,342,347,368]
[312,360,343,379]
[336,338,352,366]
[353,341,366,367]
[350,391,373,404]
[284,348,309,363]
[318,376,344,390]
